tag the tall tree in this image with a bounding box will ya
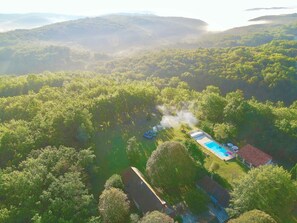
[126,136,142,166]
[224,90,248,125]
[229,165,297,220]
[183,139,205,165]
[209,162,220,180]
[98,188,130,223]
[146,141,197,192]
[199,91,226,123]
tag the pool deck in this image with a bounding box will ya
[190,131,234,161]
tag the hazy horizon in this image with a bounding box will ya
[0,0,297,31]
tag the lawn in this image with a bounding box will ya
[157,127,248,188]
[202,148,248,188]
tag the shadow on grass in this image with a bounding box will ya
[157,128,175,142]
[212,173,233,190]
[229,158,249,173]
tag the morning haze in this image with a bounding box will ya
[0,1,296,223]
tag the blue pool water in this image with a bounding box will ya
[204,141,231,158]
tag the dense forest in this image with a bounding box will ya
[0,73,296,222]
[99,40,297,104]
[2,72,296,164]
[0,12,297,223]
[0,45,92,74]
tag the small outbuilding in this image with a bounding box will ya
[237,144,272,168]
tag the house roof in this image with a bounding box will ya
[197,176,230,208]
[237,144,272,167]
[122,167,166,214]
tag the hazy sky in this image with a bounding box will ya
[1,0,297,30]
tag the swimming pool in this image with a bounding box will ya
[204,141,232,158]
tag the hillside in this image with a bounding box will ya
[0,14,209,75]
[0,13,297,104]
[190,13,297,48]
[98,40,297,104]
[249,13,297,24]
[1,14,297,75]
[0,14,208,53]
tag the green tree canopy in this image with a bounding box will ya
[213,123,237,142]
[183,138,205,165]
[223,90,248,126]
[98,188,130,223]
[0,146,96,223]
[199,92,226,123]
[229,165,297,220]
[139,211,174,223]
[104,174,124,190]
[228,210,277,223]
[126,136,142,166]
[146,141,198,192]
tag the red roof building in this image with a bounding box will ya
[237,144,272,168]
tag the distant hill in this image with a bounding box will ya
[1,13,297,75]
[0,14,207,54]
[0,13,82,32]
[245,7,292,11]
[221,13,297,37]
[0,14,208,74]
[249,13,297,24]
[189,13,297,48]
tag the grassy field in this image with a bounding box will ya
[158,127,248,188]
[203,148,248,188]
